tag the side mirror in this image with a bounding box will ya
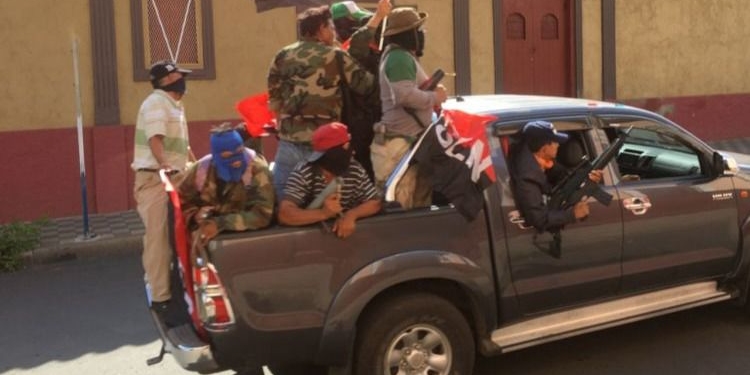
[713,152,739,176]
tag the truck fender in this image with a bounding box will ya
[735,210,750,299]
[314,249,497,365]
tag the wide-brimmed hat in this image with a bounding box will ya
[307,122,352,162]
[383,7,428,37]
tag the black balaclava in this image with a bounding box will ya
[316,145,353,176]
[161,77,187,95]
[386,28,419,54]
[416,29,425,57]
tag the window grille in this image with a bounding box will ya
[131,0,215,81]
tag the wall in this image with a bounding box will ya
[6,0,749,222]
[616,0,750,99]
[469,0,496,95]
[616,0,750,140]
[580,0,602,100]
[0,0,93,132]
[0,0,458,222]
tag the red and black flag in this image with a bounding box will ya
[415,109,497,221]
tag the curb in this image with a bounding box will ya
[22,235,142,266]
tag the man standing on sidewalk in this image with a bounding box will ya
[131,60,196,316]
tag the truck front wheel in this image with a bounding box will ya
[354,293,474,375]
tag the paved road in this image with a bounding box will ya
[3,253,750,375]
[0,253,238,375]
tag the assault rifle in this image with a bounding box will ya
[548,127,632,210]
[401,69,445,130]
[419,69,445,91]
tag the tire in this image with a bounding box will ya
[354,293,475,375]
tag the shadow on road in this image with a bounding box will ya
[476,302,750,375]
[0,253,163,373]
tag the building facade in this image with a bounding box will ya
[1,0,748,222]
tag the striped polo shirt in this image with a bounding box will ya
[283,160,379,210]
[131,90,190,171]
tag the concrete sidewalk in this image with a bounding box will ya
[25,210,144,265]
[20,137,750,267]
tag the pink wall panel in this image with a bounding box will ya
[624,93,750,141]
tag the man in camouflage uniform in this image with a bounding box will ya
[267,5,375,199]
[178,125,275,245]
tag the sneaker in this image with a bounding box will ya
[150,300,171,313]
[150,300,172,326]
[151,300,189,328]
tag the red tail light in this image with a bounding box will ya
[194,258,236,331]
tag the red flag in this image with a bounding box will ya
[414,110,498,221]
[442,109,498,183]
[159,171,206,339]
[236,92,276,138]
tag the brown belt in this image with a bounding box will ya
[137,168,178,175]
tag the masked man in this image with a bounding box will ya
[510,120,603,231]
[268,5,375,199]
[370,7,448,209]
[178,125,275,246]
[132,60,196,314]
[278,122,381,238]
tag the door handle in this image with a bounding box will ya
[623,197,652,215]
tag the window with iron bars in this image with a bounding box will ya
[131,0,215,81]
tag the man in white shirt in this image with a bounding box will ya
[132,60,195,319]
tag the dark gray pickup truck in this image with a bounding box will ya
[149,95,750,375]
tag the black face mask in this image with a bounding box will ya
[161,77,186,95]
[416,30,425,57]
[316,145,353,176]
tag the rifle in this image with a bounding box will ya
[419,69,445,91]
[306,177,343,210]
[548,127,632,210]
[306,177,344,233]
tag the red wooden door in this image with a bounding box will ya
[502,0,572,96]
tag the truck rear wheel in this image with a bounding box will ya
[354,293,474,375]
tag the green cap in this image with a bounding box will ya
[331,1,373,22]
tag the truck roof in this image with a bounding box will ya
[443,94,624,117]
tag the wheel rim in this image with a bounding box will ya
[384,323,452,375]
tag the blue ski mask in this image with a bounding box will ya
[210,130,247,182]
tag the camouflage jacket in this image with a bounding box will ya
[178,149,275,232]
[268,37,375,143]
[347,26,380,75]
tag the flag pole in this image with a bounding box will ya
[72,37,97,241]
[378,15,388,51]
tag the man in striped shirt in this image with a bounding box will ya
[132,60,196,317]
[279,122,381,238]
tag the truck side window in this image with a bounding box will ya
[602,121,704,182]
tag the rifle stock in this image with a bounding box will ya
[419,69,445,91]
[548,127,632,210]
